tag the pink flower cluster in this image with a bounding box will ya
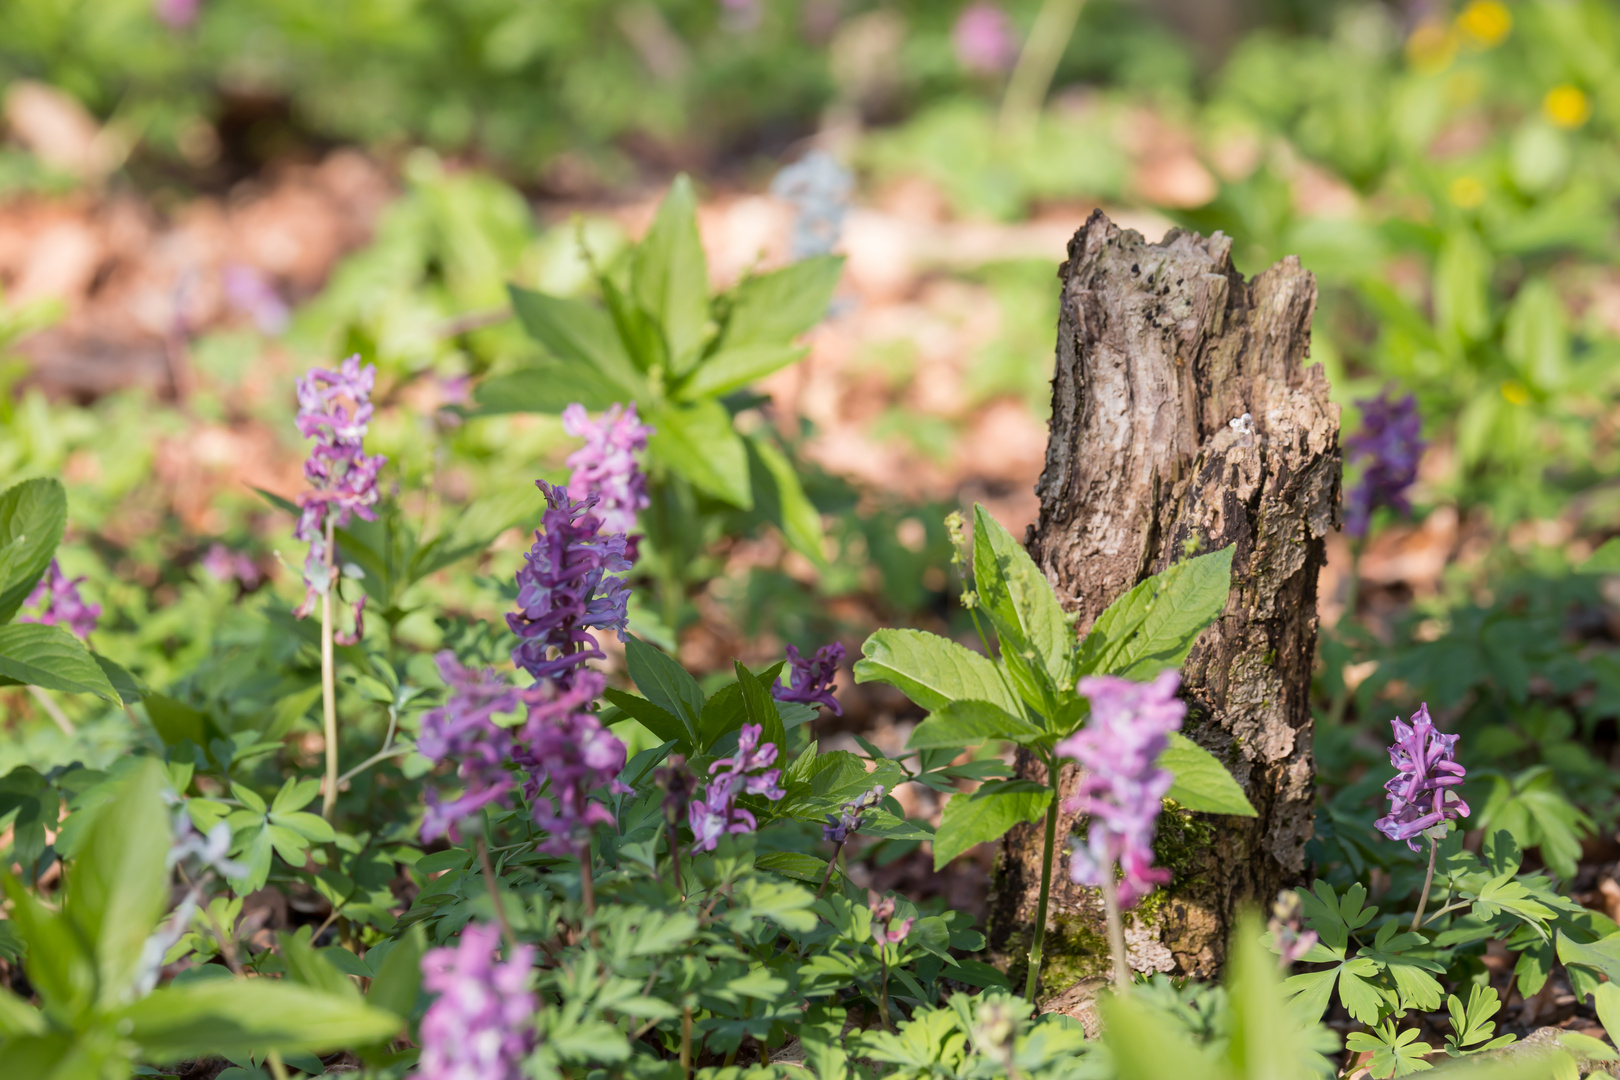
[689,723,786,851]
[1375,703,1469,851]
[292,356,385,626]
[954,3,1019,75]
[19,559,100,639]
[200,543,263,589]
[869,892,914,947]
[561,403,651,539]
[1056,671,1185,909]
[419,923,536,1080]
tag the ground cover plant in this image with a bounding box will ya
[8,2,1620,1079]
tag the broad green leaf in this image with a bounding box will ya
[0,478,66,625]
[646,400,752,508]
[932,782,1051,870]
[92,654,143,704]
[755,851,831,884]
[696,681,746,752]
[270,777,322,816]
[1435,227,1490,346]
[66,757,170,1005]
[623,636,704,736]
[679,344,805,401]
[473,363,627,414]
[603,688,692,752]
[507,285,646,400]
[0,876,96,1023]
[632,175,709,374]
[1098,991,1219,1080]
[1159,733,1256,817]
[271,811,336,845]
[120,980,403,1060]
[906,699,1043,751]
[748,434,826,566]
[1075,546,1234,680]
[0,624,118,701]
[971,505,1070,695]
[1592,983,1620,1056]
[854,629,1020,715]
[720,255,843,348]
[735,660,787,757]
[143,695,222,750]
[1556,930,1620,983]
[277,931,359,1000]
[0,985,43,1037]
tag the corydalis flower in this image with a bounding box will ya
[200,543,262,590]
[771,150,854,261]
[561,403,652,538]
[1345,390,1423,538]
[419,923,536,1080]
[1374,703,1469,851]
[1268,890,1318,969]
[508,482,632,687]
[222,264,289,335]
[515,667,632,856]
[292,356,385,623]
[869,892,914,947]
[418,652,523,843]
[690,723,786,852]
[824,784,885,843]
[1056,671,1185,909]
[19,559,100,639]
[775,642,845,715]
[954,3,1019,74]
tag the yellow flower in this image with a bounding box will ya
[1456,1,1512,47]
[1449,176,1487,209]
[1407,20,1457,74]
[1543,84,1591,128]
[1501,380,1530,405]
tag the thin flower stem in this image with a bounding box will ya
[1411,835,1440,932]
[334,705,404,788]
[681,1005,693,1079]
[1100,876,1131,995]
[998,0,1089,141]
[1023,760,1061,1002]
[27,685,75,736]
[266,1050,290,1080]
[477,837,517,952]
[1420,899,1471,928]
[319,518,340,821]
[815,842,844,901]
[667,817,685,901]
[878,948,893,1031]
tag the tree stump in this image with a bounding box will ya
[986,211,1340,991]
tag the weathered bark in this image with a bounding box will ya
[986,211,1340,993]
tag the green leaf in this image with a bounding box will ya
[276,931,359,1000]
[363,926,423,1026]
[854,628,1020,715]
[1098,990,1219,1080]
[735,661,787,758]
[67,757,171,1005]
[1344,1024,1434,1077]
[646,399,752,508]
[0,478,66,625]
[720,256,843,349]
[632,174,709,374]
[1,874,96,1022]
[120,980,403,1061]
[0,624,118,701]
[906,699,1044,751]
[0,985,44,1037]
[1446,983,1513,1054]
[1557,930,1620,982]
[507,285,646,401]
[971,505,1071,694]
[92,654,143,704]
[270,777,322,816]
[755,851,831,885]
[473,363,620,415]
[603,688,691,752]
[747,435,826,566]
[1159,733,1256,817]
[679,344,804,401]
[623,636,704,736]
[1075,546,1234,680]
[270,811,336,845]
[932,782,1051,870]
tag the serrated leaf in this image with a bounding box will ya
[680,344,805,400]
[1159,733,1256,816]
[0,624,118,701]
[854,628,1020,715]
[646,400,752,508]
[623,635,703,735]
[0,478,66,624]
[748,435,826,567]
[506,285,646,401]
[971,505,1070,697]
[1075,546,1234,680]
[632,174,709,373]
[906,699,1043,751]
[932,782,1051,870]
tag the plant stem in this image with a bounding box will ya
[681,1005,693,1079]
[1100,876,1131,994]
[815,842,844,901]
[477,837,517,952]
[878,948,893,1031]
[579,838,600,948]
[319,517,339,821]
[998,0,1089,141]
[27,685,75,736]
[1411,835,1439,932]
[266,1050,290,1080]
[668,817,685,901]
[1023,762,1061,1003]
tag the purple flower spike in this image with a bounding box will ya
[689,723,787,852]
[1375,703,1469,851]
[1056,671,1186,910]
[19,559,100,639]
[418,923,535,1080]
[954,3,1019,75]
[869,892,915,947]
[1345,390,1424,538]
[292,356,385,621]
[508,482,633,685]
[517,667,632,855]
[775,642,845,716]
[824,784,885,844]
[418,652,523,843]
[561,403,652,538]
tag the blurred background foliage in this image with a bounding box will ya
[5,0,1620,900]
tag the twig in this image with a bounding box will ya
[27,685,75,736]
